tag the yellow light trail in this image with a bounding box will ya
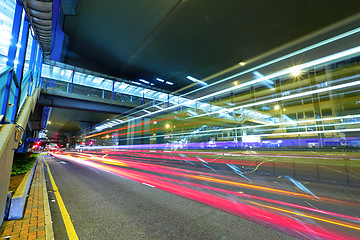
[191,175,316,198]
[251,201,360,231]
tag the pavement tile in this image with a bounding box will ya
[28,233,37,239]
[3,227,13,235]
[0,160,54,240]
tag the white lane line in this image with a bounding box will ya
[102,169,129,180]
[87,167,99,174]
[142,183,155,188]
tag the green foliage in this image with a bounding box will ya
[11,152,39,176]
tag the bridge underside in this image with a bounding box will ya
[38,89,138,115]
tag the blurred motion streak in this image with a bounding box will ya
[50,151,360,240]
[66,31,360,240]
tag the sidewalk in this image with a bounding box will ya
[0,159,54,240]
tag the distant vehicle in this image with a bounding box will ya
[75,145,86,151]
[207,140,216,148]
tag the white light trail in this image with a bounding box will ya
[92,44,360,132]
[181,26,360,98]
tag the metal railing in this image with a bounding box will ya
[41,77,161,106]
[0,66,40,124]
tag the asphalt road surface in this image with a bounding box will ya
[43,150,360,239]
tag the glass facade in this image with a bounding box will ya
[0,0,16,67]
[0,0,43,124]
[87,49,360,150]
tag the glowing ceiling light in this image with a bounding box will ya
[94,46,360,131]
[187,76,208,86]
[165,81,174,85]
[165,124,170,128]
[290,66,301,77]
[181,27,360,98]
[156,78,165,82]
[239,62,246,66]
[139,79,150,84]
[274,105,280,110]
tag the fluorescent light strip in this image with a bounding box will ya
[252,121,360,133]
[98,126,360,144]
[95,114,360,142]
[181,26,360,98]
[189,78,360,119]
[251,128,360,138]
[94,46,360,132]
[194,45,360,104]
[166,81,174,85]
[187,76,208,86]
[139,79,150,84]
[156,78,165,82]
[187,76,199,82]
[159,114,360,139]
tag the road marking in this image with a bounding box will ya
[142,183,155,188]
[44,158,79,240]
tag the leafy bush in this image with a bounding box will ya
[11,152,39,176]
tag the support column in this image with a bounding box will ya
[111,80,115,100]
[70,71,74,93]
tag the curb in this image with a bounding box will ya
[41,157,55,240]
[3,191,12,220]
[8,158,38,220]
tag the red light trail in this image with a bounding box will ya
[50,150,360,239]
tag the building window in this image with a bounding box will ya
[321,108,333,116]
